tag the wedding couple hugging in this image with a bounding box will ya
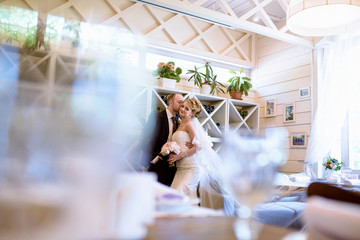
[140,93,219,200]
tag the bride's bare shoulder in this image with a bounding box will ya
[184,120,196,133]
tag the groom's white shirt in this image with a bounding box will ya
[166,108,175,141]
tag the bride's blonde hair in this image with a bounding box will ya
[186,98,202,118]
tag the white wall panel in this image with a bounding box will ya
[259,112,311,127]
[257,41,294,59]
[258,66,311,87]
[257,77,311,96]
[258,46,312,68]
[257,53,311,77]
[255,36,313,174]
[257,36,279,49]
[280,160,304,173]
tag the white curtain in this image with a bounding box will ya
[305,29,360,179]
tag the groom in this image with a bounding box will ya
[139,93,184,186]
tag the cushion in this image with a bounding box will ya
[254,201,306,229]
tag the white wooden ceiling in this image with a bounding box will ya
[0,0,259,67]
[0,0,315,69]
[131,0,314,48]
[190,0,286,22]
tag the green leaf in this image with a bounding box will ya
[175,67,182,75]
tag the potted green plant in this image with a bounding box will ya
[153,61,182,88]
[186,61,225,95]
[226,68,252,100]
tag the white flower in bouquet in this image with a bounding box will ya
[160,141,181,156]
[160,142,181,167]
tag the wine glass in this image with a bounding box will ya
[220,128,288,240]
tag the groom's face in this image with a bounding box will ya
[170,94,184,113]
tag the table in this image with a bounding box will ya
[145,216,296,240]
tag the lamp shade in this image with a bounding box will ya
[287,0,360,36]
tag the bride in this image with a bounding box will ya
[168,98,202,200]
[168,98,228,211]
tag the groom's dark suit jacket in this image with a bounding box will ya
[139,110,177,186]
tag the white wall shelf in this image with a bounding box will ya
[148,87,259,149]
[228,99,259,136]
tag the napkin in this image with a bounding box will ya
[152,181,225,217]
[303,196,360,240]
[273,172,290,185]
[288,172,310,183]
[153,181,187,202]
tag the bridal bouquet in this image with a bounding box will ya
[160,141,181,156]
[161,141,181,167]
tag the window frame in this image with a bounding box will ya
[342,111,360,175]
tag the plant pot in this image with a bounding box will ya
[229,90,243,100]
[200,84,211,95]
[157,78,176,89]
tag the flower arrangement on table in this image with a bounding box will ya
[152,61,183,82]
[160,141,181,167]
[323,157,342,171]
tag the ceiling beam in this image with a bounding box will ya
[130,0,314,48]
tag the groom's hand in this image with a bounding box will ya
[185,141,194,149]
[168,153,176,165]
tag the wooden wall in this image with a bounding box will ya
[253,36,313,173]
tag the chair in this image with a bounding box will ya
[307,182,360,205]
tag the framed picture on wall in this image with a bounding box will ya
[265,99,277,117]
[283,102,295,123]
[290,132,307,148]
[299,87,310,98]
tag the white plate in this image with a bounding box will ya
[156,193,200,213]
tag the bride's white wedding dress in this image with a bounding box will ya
[170,130,200,200]
[169,118,237,215]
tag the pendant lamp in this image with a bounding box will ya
[287,0,360,36]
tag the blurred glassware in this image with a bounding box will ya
[220,128,288,240]
[0,5,149,240]
[110,172,156,239]
[342,167,352,178]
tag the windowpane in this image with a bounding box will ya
[330,128,342,162]
[145,53,197,75]
[145,52,249,83]
[349,108,360,169]
[0,6,38,46]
